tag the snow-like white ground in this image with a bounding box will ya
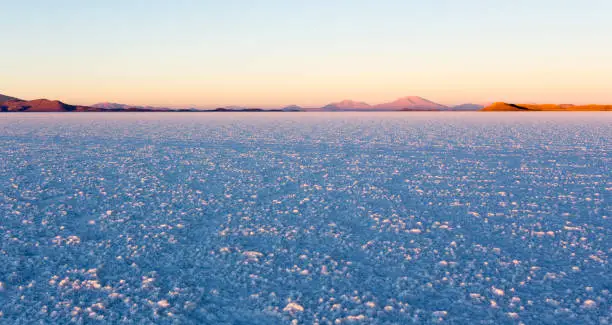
[0,112,609,324]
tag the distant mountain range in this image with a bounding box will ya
[0,98,201,112]
[322,97,486,111]
[482,102,612,111]
[91,102,174,111]
[90,97,479,112]
[323,100,373,110]
[323,96,450,111]
[3,93,610,112]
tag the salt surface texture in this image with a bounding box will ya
[0,112,609,324]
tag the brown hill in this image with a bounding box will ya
[482,102,612,111]
[1,99,101,112]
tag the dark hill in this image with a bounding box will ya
[0,93,20,102]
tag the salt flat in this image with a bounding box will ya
[0,112,609,324]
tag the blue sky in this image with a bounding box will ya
[2,0,611,107]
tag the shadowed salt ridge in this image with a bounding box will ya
[0,112,609,324]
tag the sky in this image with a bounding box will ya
[2,0,612,108]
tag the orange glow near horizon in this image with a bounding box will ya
[2,1,612,108]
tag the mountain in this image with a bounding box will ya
[1,99,100,112]
[322,96,447,111]
[92,102,172,111]
[0,93,20,102]
[374,96,447,111]
[92,102,132,109]
[282,105,303,112]
[323,100,372,110]
[482,103,529,111]
[224,106,251,110]
[482,102,612,111]
[451,103,485,111]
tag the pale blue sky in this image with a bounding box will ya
[2,0,611,107]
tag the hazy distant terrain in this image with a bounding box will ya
[322,96,450,111]
[92,102,173,111]
[483,102,612,111]
[1,94,489,112]
[0,112,609,324]
[5,93,612,113]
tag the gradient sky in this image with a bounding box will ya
[2,0,612,108]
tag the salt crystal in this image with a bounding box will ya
[491,287,505,297]
[283,302,305,314]
[581,300,597,309]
